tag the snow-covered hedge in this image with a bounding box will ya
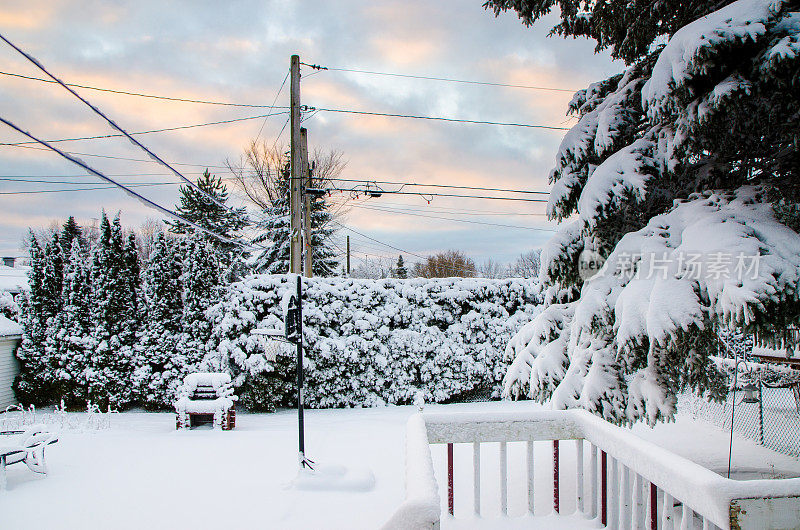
[203,275,541,410]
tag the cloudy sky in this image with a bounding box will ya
[0,0,619,269]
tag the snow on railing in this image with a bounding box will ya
[383,410,800,529]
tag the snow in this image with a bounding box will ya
[181,372,231,391]
[291,463,376,492]
[0,265,28,294]
[576,137,655,228]
[642,0,785,117]
[1,401,793,528]
[206,275,541,409]
[507,186,800,423]
[0,314,22,337]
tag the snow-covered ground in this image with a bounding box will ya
[1,401,798,529]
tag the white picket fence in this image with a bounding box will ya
[382,409,800,529]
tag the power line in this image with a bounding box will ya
[0,32,242,215]
[327,185,549,202]
[0,115,261,249]
[304,106,570,130]
[1,111,289,146]
[305,64,578,93]
[0,182,178,194]
[349,203,556,232]
[0,69,290,108]
[2,144,232,168]
[359,200,549,217]
[326,177,549,195]
[255,70,290,142]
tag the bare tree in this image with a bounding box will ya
[412,250,477,278]
[349,255,394,279]
[508,249,542,278]
[133,218,167,262]
[227,140,347,213]
[478,258,507,279]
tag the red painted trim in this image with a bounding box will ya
[650,482,657,530]
[447,443,454,515]
[601,450,608,526]
[553,440,560,513]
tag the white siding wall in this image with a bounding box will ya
[0,336,20,409]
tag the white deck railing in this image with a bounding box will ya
[382,410,800,529]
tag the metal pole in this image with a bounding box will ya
[727,358,739,479]
[758,373,764,445]
[346,235,350,276]
[296,274,309,467]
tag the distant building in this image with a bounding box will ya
[0,315,22,409]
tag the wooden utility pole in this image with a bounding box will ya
[346,235,350,276]
[300,127,312,277]
[289,54,302,274]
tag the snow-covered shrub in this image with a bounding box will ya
[0,291,19,321]
[204,275,540,410]
[494,0,800,425]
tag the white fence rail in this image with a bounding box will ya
[382,410,800,529]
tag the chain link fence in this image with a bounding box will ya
[680,383,800,458]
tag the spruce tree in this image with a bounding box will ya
[492,0,800,424]
[167,169,249,258]
[14,234,52,404]
[253,158,338,275]
[395,255,408,279]
[46,239,92,404]
[60,216,85,251]
[180,236,222,365]
[136,232,184,407]
[88,213,137,406]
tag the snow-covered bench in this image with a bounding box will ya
[175,373,237,430]
[0,425,59,490]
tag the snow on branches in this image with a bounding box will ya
[504,0,800,424]
[506,187,800,424]
[204,275,540,410]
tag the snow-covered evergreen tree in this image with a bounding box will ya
[15,234,53,404]
[135,232,184,407]
[491,0,800,424]
[88,213,139,406]
[60,216,85,251]
[252,159,338,275]
[45,239,92,404]
[395,255,408,279]
[179,236,222,366]
[167,169,249,260]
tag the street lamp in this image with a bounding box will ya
[727,357,760,478]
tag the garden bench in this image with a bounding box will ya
[0,425,59,490]
[175,373,237,430]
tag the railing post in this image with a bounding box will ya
[527,440,535,515]
[473,442,481,516]
[650,483,658,530]
[576,439,584,514]
[590,444,598,519]
[632,473,642,529]
[662,492,673,529]
[601,450,608,526]
[553,440,560,514]
[447,442,454,516]
[621,465,631,529]
[610,457,618,529]
[500,441,508,516]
